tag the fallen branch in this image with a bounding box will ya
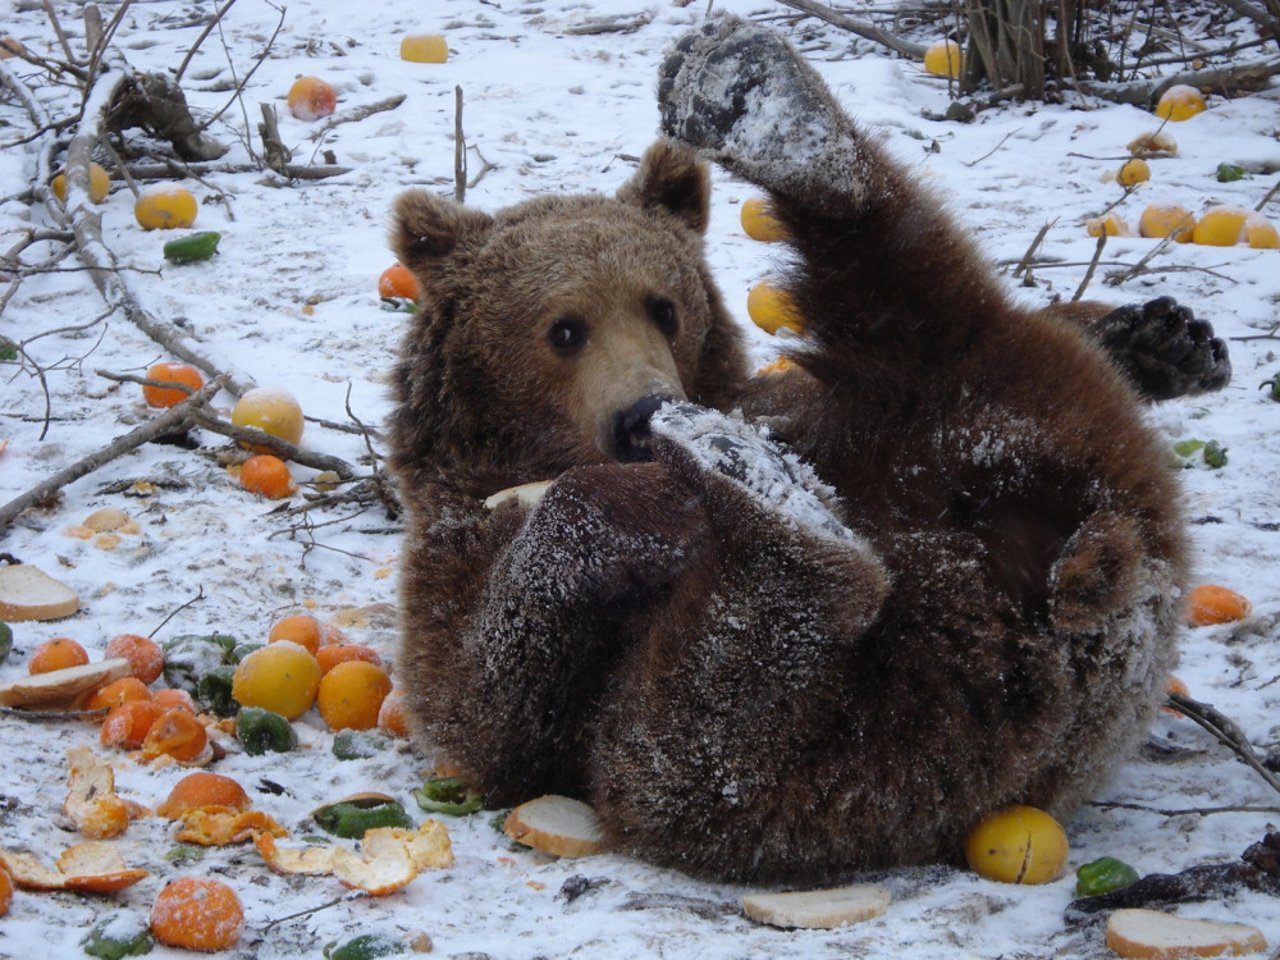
[1168,692,1280,798]
[774,0,926,59]
[454,86,466,204]
[309,94,406,140]
[0,375,229,532]
[125,160,352,181]
[1011,220,1056,280]
[1078,57,1280,108]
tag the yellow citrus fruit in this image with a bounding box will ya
[1246,216,1279,249]
[1138,203,1195,243]
[965,804,1069,884]
[230,387,304,449]
[740,197,787,242]
[51,162,110,204]
[1192,206,1248,246]
[1155,84,1206,122]
[231,641,321,720]
[923,39,963,78]
[317,659,392,731]
[401,34,448,63]
[1085,213,1133,238]
[1116,158,1150,187]
[135,187,198,230]
[747,281,804,336]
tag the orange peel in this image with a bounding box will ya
[64,746,131,840]
[0,841,148,893]
[174,806,287,846]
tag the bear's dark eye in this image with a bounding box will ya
[647,296,679,338]
[548,314,588,355]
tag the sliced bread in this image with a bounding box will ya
[0,564,79,621]
[1106,908,1267,959]
[0,658,131,707]
[503,794,606,857]
[742,884,891,929]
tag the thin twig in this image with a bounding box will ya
[454,86,466,204]
[262,892,363,932]
[1012,220,1057,279]
[773,0,926,58]
[1072,232,1108,301]
[1169,692,1280,797]
[195,1,286,134]
[174,0,238,82]
[308,94,406,141]
[148,586,207,640]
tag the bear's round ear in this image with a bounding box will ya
[617,139,710,235]
[391,190,494,278]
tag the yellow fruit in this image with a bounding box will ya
[1155,84,1206,122]
[401,34,448,63]
[1246,216,1279,249]
[51,162,110,204]
[747,281,804,336]
[965,804,1069,884]
[230,387,304,450]
[923,39,963,79]
[134,187,198,230]
[1192,205,1248,246]
[231,642,321,720]
[1116,158,1149,188]
[1138,203,1195,243]
[740,196,788,242]
[1085,213,1133,238]
[286,75,336,121]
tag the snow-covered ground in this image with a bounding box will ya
[2,1,1279,957]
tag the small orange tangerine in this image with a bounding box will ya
[377,687,410,737]
[156,772,250,818]
[103,633,165,684]
[1185,584,1251,626]
[318,622,349,646]
[241,454,293,499]
[268,613,322,655]
[29,637,89,675]
[317,659,392,731]
[142,361,204,408]
[101,699,161,749]
[86,677,152,712]
[141,707,209,763]
[150,876,244,952]
[1163,674,1190,715]
[378,263,421,300]
[152,688,198,713]
[316,643,383,675]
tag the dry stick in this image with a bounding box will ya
[1169,692,1280,797]
[1217,0,1280,46]
[174,0,239,83]
[1077,57,1280,108]
[0,375,229,532]
[41,0,79,66]
[454,86,466,204]
[774,0,927,59]
[1012,220,1057,280]
[194,2,285,135]
[1072,232,1108,301]
[1256,178,1280,213]
[147,585,206,640]
[467,145,498,190]
[962,128,1020,168]
[308,94,406,141]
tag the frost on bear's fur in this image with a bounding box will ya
[386,17,1223,885]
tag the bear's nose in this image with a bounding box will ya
[610,394,671,463]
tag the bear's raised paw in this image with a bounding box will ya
[1094,296,1231,400]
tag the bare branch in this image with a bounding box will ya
[454,86,466,204]
[773,0,926,59]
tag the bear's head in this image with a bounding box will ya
[388,139,747,501]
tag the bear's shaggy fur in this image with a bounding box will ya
[387,19,1227,885]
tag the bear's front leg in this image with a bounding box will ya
[400,465,709,804]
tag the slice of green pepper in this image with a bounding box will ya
[1075,856,1140,896]
[314,799,413,838]
[412,775,482,816]
[235,706,296,755]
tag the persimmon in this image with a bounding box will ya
[1185,584,1251,626]
[152,688,197,713]
[287,75,337,121]
[103,632,165,683]
[268,613,322,655]
[378,263,421,300]
[101,700,161,749]
[317,660,392,731]
[150,876,244,952]
[240,454,293,499]
[86,677,151,712]
[29,637,89,675]
[142,361,204,408]
[377,687,410,738]
[156,772,250,818]
[316,643,383,675]
[141,707,208,763]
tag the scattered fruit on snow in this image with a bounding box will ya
[150,876,244,952]
[1086,213,1134,237]
[239,453,293,499]
[230,386,305,449]
[1184,584,1251,626]
[1075,856,1140,896]
[134,186,198,230]
[142,361,203,408]
[51,162,110,204]
[964,804,1068,884]
[1192,205,1279,248]
[740,196,788,242]
[1127,130,1177,157]
[231,641,321,719]
[162,230,221,263]
[400,34,449,63]
[1138,203,1195,242]
[286,75,337,120]
[747,281,804,335]
[922,39,963,78]
[1116,158,1150,187]
[378,262,421,300]
[1154,84,1206,121]
[1216,162,1246,183]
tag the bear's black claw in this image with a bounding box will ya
[1094,296,1232,400]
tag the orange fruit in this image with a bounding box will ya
[29,637,89,675]
[923,39,963,78]
[268,613,322,655]
[0,864,11,917]
[315,643,383,675]
[152,687,198,713]
[134,187,198,229]
[1116,158,1150,187]
[51,162,110,204]
[150,876,244,952]
[101,699,161,749]
[1185,584,1251,626]
[86,677,152,712]
[1155,84,1206,122]
[740,197,787,242]
[156,772,250,818]
[142,361,204,408]
[104,633,165,684]
[141,707,208,762]
[318,622,349,646]
[286,75,337,121]
[1138,203,1195,243]
[401,34,449,63]
[1163,674,1190,716]
[231,642,321,720]
[240,454,293,499]
[377,687,410,737]
[378,263,421,300]
[746,281,804,336]
[230,387,304,449]
[317,659,392,731]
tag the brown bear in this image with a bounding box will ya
[387,18,1229,886]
